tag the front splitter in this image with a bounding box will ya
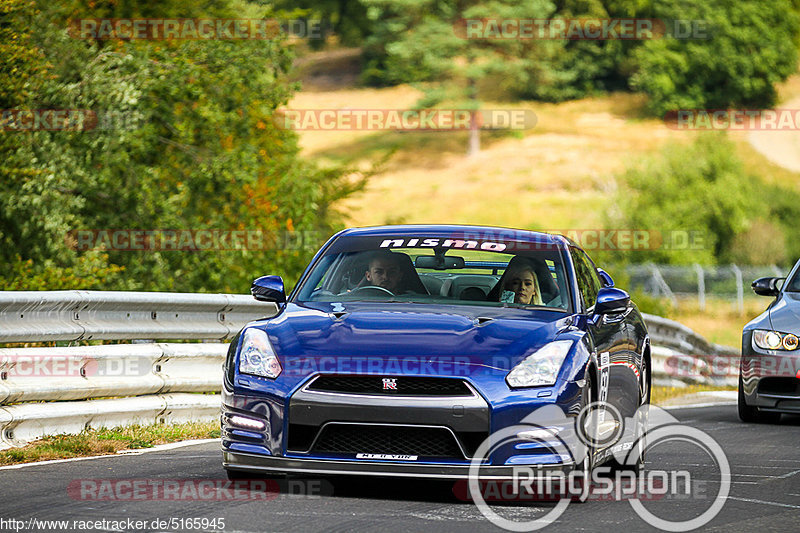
[223,449,572,480]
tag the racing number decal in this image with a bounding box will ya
[598,352,610,422]
[599,351,610,402]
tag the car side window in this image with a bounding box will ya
[570,248,601,312]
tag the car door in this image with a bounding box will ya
[569,248,635,419]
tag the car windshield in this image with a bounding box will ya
[784,269,800,292]
[294,237,571,311]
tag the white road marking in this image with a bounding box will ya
[663,402,736,410]
[727,496,800,509]
[735,465,797,470]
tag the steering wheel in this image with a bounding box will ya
[349,285,395,297]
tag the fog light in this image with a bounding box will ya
[229,415,266,431]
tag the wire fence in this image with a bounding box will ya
[620,264,787,314]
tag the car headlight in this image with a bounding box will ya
[752,329,799,351]
[238,328,282,378]
[506,340,573,388]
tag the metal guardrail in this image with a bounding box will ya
[0,290,279,449]
[0,394,222,449]
[0,290,278,343]
[643,313,738,388]
[642,312,738,356]
[0,343,227,404]
[0,292,739,449]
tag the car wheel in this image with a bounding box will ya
[608,356,648,476]
[640,353,650,406]
[573,369,596,502]
[738,375,781,424]
[620,411,647,477]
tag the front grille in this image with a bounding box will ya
[306,375,473,396]
[311,424,464,458]
[758,377,800,396]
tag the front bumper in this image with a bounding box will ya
[741,331,800,413]
[222,449,573,480]
[221,373,585,476]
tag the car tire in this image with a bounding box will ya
[738,375,781,424]
[606,355,649,477]
[640,353,651,407]
[572,369,596,503]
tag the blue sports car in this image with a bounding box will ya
[222,225,651,480]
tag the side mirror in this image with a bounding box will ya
[596,268,614,287]
[594,287,630,315]
[251,275,286,303]
[752,277,784,297]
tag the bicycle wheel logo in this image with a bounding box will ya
[467,403,730,532]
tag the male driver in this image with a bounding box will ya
[364,252,406,293]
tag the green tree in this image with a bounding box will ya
[361,0,556,155]
[604,133,800,266]
[631,0,800,116]
[0,0,365,292]
[510,0,653,101]
[271,0,373,48]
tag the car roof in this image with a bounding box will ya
[335,224,571,247]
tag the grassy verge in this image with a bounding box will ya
[667,296,765,349]
[0,421,220,466]
[651,384,736,406]
[290,55,800,232]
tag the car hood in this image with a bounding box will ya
[257,302,574,371]
[768,292,800,333]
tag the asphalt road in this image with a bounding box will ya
[1,405,799,533]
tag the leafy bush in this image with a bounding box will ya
[631,0,800,116]
[359,0,800,112]
[0,0,367,293]
[604,133,800,267]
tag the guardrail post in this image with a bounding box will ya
[732,264,744,315]
[694,263,705,311]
